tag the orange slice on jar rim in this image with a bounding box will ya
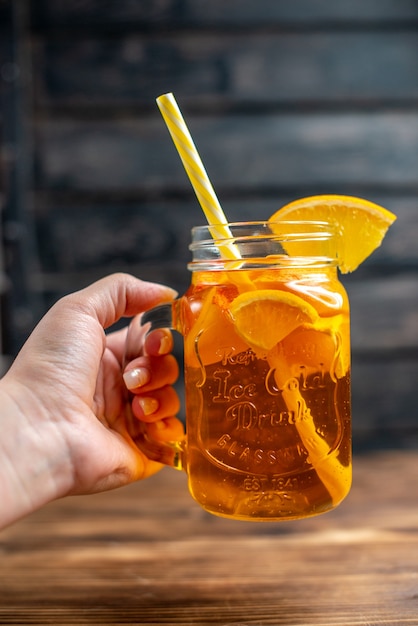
[269,194,397,274]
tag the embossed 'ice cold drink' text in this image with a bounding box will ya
[180,261,351,520]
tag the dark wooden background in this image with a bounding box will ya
[1,0,418,451]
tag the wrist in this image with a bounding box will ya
[0,377,73,529]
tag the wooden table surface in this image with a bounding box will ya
[1,450,418,625]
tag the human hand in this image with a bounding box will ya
[0,273,183,528]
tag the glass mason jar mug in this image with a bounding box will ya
[126,221,351,521]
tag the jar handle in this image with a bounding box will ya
[123,305,185,470]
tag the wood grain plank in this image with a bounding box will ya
[352,358,418,448]
[34,32,418,105]
[35,113,418,191]
[189,0,418,25]
[348,275,418,351]
[31,194,408,281]
[0,452,418,625]
[32,0,418,27]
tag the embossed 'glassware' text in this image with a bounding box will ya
[135,221,352,521]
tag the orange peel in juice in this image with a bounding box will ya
[278,321,350,380]
[229,289,318,351]
[184,284,248,368]
[269,194,397,273]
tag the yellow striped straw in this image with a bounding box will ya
[156,92,241,260]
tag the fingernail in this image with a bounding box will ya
[137,397,159,416]
[157,331,172,355]
[123,367,150,390]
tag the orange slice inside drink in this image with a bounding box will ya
[184,284,249,368]
[275,320,350,380]
[229,289,319,351]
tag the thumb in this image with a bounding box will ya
[68,273,178,330]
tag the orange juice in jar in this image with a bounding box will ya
[135,221,351,521]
